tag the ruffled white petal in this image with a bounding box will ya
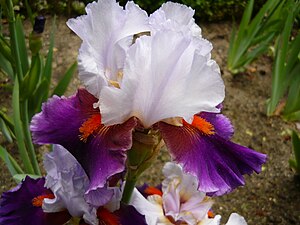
[100,31,224,127]
[129,188,167,225]
[150,2,201,37]
[67,0,149,96]
[42,145,98,225]
[162,162,213,224]
[225,213,247,225]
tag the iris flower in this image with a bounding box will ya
[0,176,70,225]
[31,0,266,201]
[129,162,247,225]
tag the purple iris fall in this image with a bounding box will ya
[0,176,70,225]
[30,0,266,206]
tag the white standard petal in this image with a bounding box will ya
[100,31,224,127]
[67,0,149,96]
[42,145,98,225]
[150,2,201,37]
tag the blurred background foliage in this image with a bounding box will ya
[8,0,267,22]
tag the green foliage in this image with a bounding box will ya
[10,0,266,22]
[119,0,266,21]
[266,0,300,120]
[0,0,77,180]
[227,0,300,121]
[289,130,300,175]
[227,0,285,74]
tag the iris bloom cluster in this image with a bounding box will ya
[0,0,266,224]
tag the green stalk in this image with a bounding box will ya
[121,176,138,204]
[121,133,164,204]
[21,101,41,175]
[5,0,24,81]
[12,78,34,174]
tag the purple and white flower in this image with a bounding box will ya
[129,162,247,225]
[31,0,266,199]
[0,176,70,225]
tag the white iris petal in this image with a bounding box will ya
[100,30,224,127]
[150,2,202,37]
[67,0,149,96]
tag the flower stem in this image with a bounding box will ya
[121,130,164,204]
[121,176,137,204]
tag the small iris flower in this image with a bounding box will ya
[0,176,70,225]
[129,162,247,225]
[31,0,266,202]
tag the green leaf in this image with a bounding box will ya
[20,54,42,100]
[28,79,49,116]
[52,61,77,96]
[0,51,14,79]
[41,16,56,103]
[15,16,29,76]
[267,5,295,115]
[0,110,14,132]
[13,174,41,183]
[12,78,34,174]
[43,16,56,83]
[289,159,298,171]
[0,35,13,63]
[290,130,300,174]
[283,110,300,121]
[283,64,300,116]
[238,0,254,37]
[0,117,14,143]
[5,0,24,81]
[227,0,283,72]
[24,0,34,25]
[286,33,300,74]
[0,145,24,177]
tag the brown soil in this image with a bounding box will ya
[0,17,299,225]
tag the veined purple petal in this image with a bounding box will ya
[30,88,99,147]
[159,120,267,196]
[30,89,137,202]
[0,177,70,225]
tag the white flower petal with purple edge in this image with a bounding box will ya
[130,162,214,225]
[162,162,213,224]
[100,30,224,127]
[67,0,150,96]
